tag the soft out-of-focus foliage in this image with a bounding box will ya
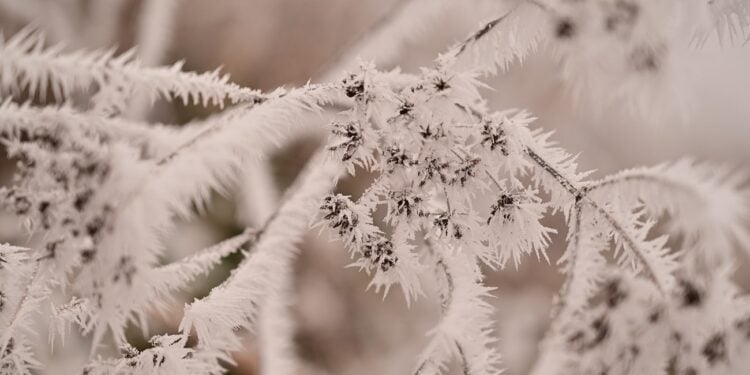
[0,0,749,374]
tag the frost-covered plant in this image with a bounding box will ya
[0,0,749,374]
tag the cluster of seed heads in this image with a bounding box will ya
[384,145,416,170]
[320,195,359,237]
[361,235,398,272]
[417,157,451,187]
[328,121,363,162]
[387,190,425,218]
[480,119,508,155]
[433,211,464,240]
[488,193,521,224]
[343,73,365,100]
[320,194,398,272]
[451,156,480,187]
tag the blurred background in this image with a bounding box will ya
[0,0,749,374]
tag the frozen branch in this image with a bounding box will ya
[180,150,342,351]
[0,28,263,107]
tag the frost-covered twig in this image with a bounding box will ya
[180,150,342,351]
[412,240,501,375]
[412,240,469,375]
[0,100,180,153]
[257,257,299,375]
[75,83,337,347]
[0,250,47,375]
[584,161,750,262]
[445,6,518,60]
[151,229,258,295]
[438,0,546,74]
[0,28,263,107]
[155,84,332,166]
[459,103,678,294]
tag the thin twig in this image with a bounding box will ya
[413,239,471,375]
[155,228,258,273]
[171,148,335,291]
[530,147,667,294]
[484,169,504,190]
[444,1,528,62]
[548,202,583,325]
[456,103,669,295]
[0,260,42,354]
[155,97,269,166]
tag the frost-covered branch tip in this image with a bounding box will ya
[0,27,263,109]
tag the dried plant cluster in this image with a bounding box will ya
[0,0,749,374]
